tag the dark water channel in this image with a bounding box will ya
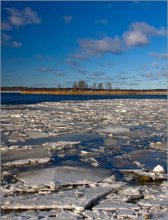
[8,131,166,175]
[1,93,167,105]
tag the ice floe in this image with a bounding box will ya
[1,99,167,219]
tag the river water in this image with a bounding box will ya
[1,92,167,105]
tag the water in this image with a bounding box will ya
[1,92,167,105]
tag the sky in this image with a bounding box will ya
[1,1,167,89]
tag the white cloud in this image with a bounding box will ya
[1,33,22,48]
[93,71,106,77]
[130,22,166,36]
[70,22,166,60]
[79,36,122,56]
[2,33,12,42]
[2,7,41,30]
[140,71,157,80]
[123,30,148,46]
[146,72,154,78]
[11,41,22,48]
[141,68,167,80]
[157,68,167,78]
[72,67,89,75]
[57,72,65,77]
[150,52,168,59]
[1,21,13,31]
[72,52,88,60]
[38,67,54,73]
[123,22,166,47]
[1,7,40,48]
[1,33,12,46]
[63,15,73,23]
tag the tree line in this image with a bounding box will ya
[72,80,112,91]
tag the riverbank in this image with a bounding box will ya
[21,91,167,95]
[1,88,167,95]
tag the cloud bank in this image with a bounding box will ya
[2,7,41,30]
[150,52,167,59]
[1,33,22,48]
[72,22,166,60]
[1,7,41,48]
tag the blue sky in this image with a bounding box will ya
[1,1,167,89]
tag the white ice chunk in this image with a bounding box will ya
[153,165,165,174]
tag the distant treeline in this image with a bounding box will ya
[1,79,167,92]
[1,80,167,94]
[71,80,112,90]
[1,87,167,92]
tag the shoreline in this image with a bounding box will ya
[1,91,22,93]
[1,87,168,95]
[1,90,167,95]
[21,91,168,95]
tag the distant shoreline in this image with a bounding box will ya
[1,91,21,93]
[1,88,167,95]
[21,90,167,95]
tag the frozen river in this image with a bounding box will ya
[1,98,167,219]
